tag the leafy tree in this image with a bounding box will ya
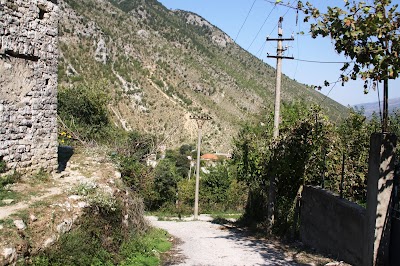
[335,110,378,201]
[153,160,180,209]
[299,0,400,130]
[165,144,195,179]
[58,84,111,141]
[233,120,273,223]
[200,164,231,211]
[179,144,195,156]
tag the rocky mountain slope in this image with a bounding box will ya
[58,0,347,152]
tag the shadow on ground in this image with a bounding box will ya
[211,220,314,266]
[57,145,74,172]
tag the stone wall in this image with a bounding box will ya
[0,0,58,172]
[300,186,366,266]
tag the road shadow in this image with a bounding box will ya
[57,145,74,172]
[210,220,314,266]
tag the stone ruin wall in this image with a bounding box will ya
[0,0,58,172]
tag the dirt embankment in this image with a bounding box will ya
[0,147,123,265]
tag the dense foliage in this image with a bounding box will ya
[33,199,170,266]
[233,102,397,235]
[58,83,114,142]
[118,141,247,214]
[299,0,400,131]
[300,0,400,84]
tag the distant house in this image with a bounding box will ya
[200,153,232,161]
[200,153,219,161]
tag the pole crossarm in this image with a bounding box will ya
[190,114,212,129]
[189,114,212,120]
[266,37,294,41]
[267,55,294,59]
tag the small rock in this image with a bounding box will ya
[77,201,88,208]
[2,247,17,265]
[114,171,121,178]
[56,219,72,234]
[0,225,3,230]
[2,199,14,205]
[68,195,82,200]
[43,235,57,248]
[13,220,26,230]
[29,214,37,222]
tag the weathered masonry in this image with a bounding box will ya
[0,0,59,172]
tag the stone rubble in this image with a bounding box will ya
[13,220,26,230]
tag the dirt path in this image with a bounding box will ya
[0,187,62,220]
[148,216,311,266]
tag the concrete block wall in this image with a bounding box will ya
[300,186,366,266]
[0,0,58,172]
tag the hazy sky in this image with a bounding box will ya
[157,0,400,106]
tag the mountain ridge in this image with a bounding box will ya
[58,0,347,151]
[354,97,400,117]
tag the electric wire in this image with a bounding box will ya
[267,0,297,37]
[320,81,339,104]
[247,5,277,50]
[256,41,267,58]
[292,18,301,79]
[234,0,257,42]
[319,69,349,105]
[293,58,352,64]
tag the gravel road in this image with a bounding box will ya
[147,215,303,266]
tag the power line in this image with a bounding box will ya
[234,0,257,42]
[256,41,267,57]
[320,69,350,104]
[320,82,338,104]
[291,22,300,79]
[247,5,277,50]
[294,58,352,64]
[267,0,297,37]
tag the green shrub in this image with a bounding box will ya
[32,188,164,265]
[0,170,21,189]
[33,208,119,266]
[177,178,196,214]
[120,229,171,266]
[69,181,97,196]
[58,84,112,142]
[153,160,180,209]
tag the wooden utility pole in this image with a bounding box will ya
[267,17,294,138]
[266,17,294,231]
[190,114,212,220]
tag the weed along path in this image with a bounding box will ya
[147,216,317,266]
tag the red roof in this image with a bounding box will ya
[200,154,219,161]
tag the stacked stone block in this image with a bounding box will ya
[0,0,58,172]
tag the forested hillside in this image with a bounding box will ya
[58,0,347,152]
